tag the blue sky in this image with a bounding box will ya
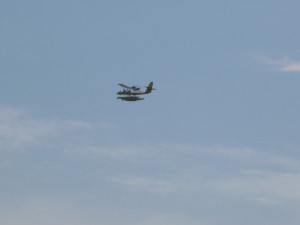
[1,0,300,224]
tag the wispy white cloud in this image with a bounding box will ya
[260,55,300,72]
[0,105,116,151]
[0,106,56,149]
[108,144,300,204]
[0,199,89,225]
[135,213,210,225]
[111,170,300,204]
[111,176,177,193]
[0,198,210,225]
[69,145,150,159]
[213,171,300,204]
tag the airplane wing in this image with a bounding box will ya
[118,84,130,89]
[118,84,141,91]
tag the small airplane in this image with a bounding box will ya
[117,82,155,96]
[117,82,155,101]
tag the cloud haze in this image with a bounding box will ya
[1,105,300,225]
[260,56,300,72]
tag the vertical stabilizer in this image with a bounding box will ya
[145,82,154,94]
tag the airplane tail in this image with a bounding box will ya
[144,82,154,94]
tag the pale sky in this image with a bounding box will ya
[1,1,300,224]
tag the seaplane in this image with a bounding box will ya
[117,82,155,101]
